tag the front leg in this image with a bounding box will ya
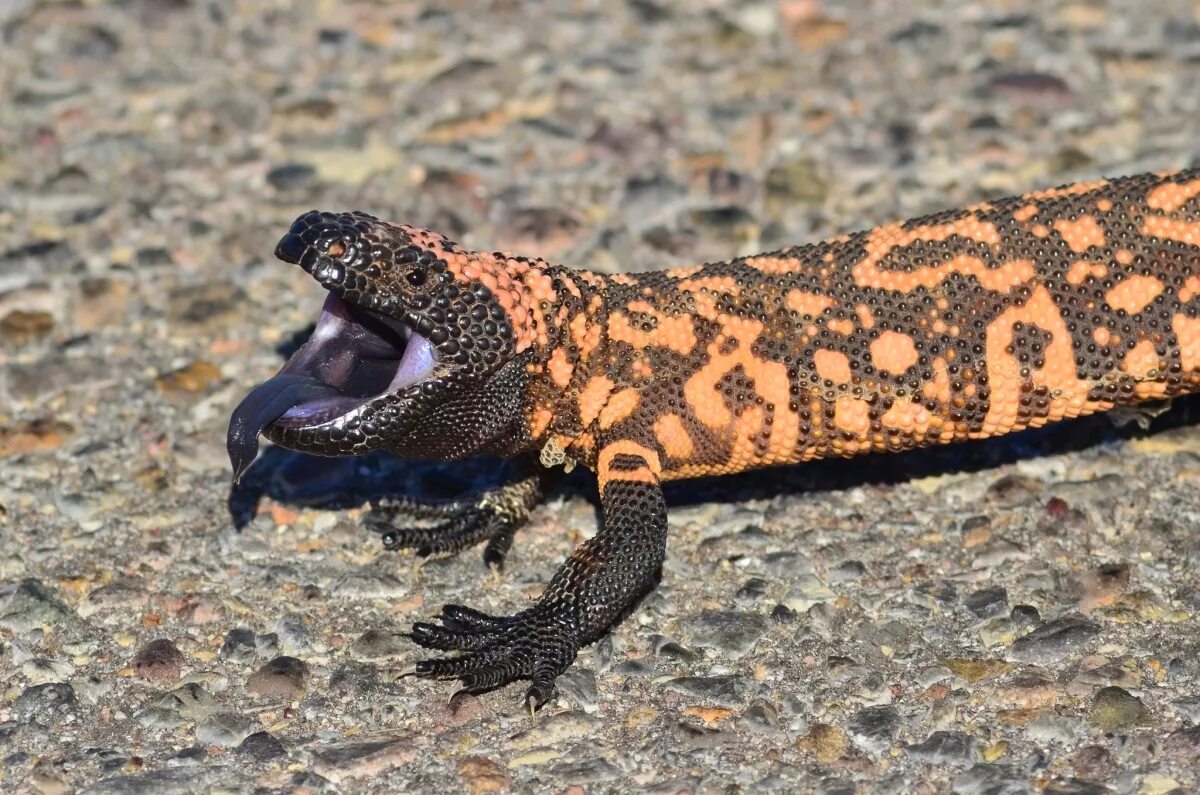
[410,441,667,709]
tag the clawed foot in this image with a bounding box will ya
[366,474,541,567]
[409,602,580,710]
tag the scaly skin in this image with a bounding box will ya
[234,169,1200,707]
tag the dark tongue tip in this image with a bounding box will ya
[227,374,337,483]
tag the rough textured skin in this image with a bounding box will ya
[246,169,1200,706]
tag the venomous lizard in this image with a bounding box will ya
[228,168,1200,709]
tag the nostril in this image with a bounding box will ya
[275,233,307,264]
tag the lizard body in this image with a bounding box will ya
[229,168,1200,706]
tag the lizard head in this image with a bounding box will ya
[227,211,547,481]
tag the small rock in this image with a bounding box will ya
[952,763,1025,795]
[12,682,77,724]
[195,712,256,747]
[1077,563,1132,612]
[507,711,601,750]
[1010,605,1040,628]
[828,560,866,583]
[350,628,409,659]
[964,586,1009,619]
[219,628,257,664]
[457,756,508,794]
[154,360,221,395]
[239,731,287,762]
[1072,744,1115,780]
[1163,724,1200,760]
[1008,615,1098,663]
[734,577,770,605]
[311,734,419,784]
[741,701,781,734]
[555,666,598,713]
[1171,695,1200,723]
[0,579,82,633]
[267,162,317,191]
[549,757,621,782]
[662,675,749,708]
[797,724,848,764]
[680,610,770,655]
[271,614,312,653]
[847,705,901,755]
[164,746,207,767]
[781,575,837,612]
[904,731,978,766]
[1028,713,1085,744]
[1087,686,1151,732]
[332,569,408,599]
[246,656,309,700]
[132,639,185,681]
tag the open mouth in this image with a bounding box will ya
[227,293,435,480]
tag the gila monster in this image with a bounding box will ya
[229,169,1200,708]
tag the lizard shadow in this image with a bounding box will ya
[230,324,1200,524]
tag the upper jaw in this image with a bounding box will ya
[226,290,437,482]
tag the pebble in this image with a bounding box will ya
[680,610,770,655]
[846,705,901,755]
[131,639,185,681]
[238,731,287,762]
[1008,616,1099,663]
[12,682,78,725]
[904,731,978,766]
[0,579,83,634]
[246,655,309,700]
[219,628,258,664]
[194,712,257,747]
[964,586,1010,619]
[507,712,601,751]
[1087,686,1152,732]
[780,575,838,612]
[663,675,749,708]
[951,763,1027,795]
[555,666,598,713]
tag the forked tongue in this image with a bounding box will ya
[226,374,339,483]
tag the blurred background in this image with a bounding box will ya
[2,1,1200,792]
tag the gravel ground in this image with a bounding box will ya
[3,1,1200,792]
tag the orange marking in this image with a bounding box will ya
[1105,275,1163,315]
[609,308,697,355]
[853,232,1035,292]
[597,440,661,489]
[881,399,928,431]
[1092,327,1110,346]
[869,330,918,374]
[598,388,640,430]
[978,286,1095,437]
[1066,260,1107,285]
[1025,179,1108,201]
[666,265,703,279]
[1146,178,1200,212]
[678,275,741,296]
[1096,198,1113,213]
[1175,314,1200,373]
[834,397,870,435]
[786,290,834,317]
[1121,339,1159,378]
[610,273,638,286]
[922,357,952,405]
[855,305,875,330]
[1114,249,1134,265]
[814,349,852,383]
[743,255,805,274]
[578,375,614,427]
[530,407,553,438]
[1053,216,1106,253]
[1013,204,1039,222]
[827,318,855,335]
[1143,215,1200,246]
[1031,224,1051,239]
[654,413,695,461]
[1180,275,1200,303]
[548,347,574,388]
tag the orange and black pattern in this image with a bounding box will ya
[244,169,1200,706]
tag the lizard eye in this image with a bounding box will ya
[406,267,428,288]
